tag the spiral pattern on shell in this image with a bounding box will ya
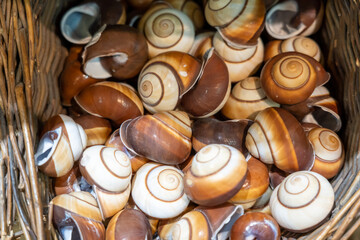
[143,8,195,57]
[270,171,334,232]
[131,163,190,219]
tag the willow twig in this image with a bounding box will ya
[333,196,360,240]
[24,0,35,84]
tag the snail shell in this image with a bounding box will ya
[51,191,105,240]
[264,36,321,62]
[221,77,280,120]
[35,114,87,177]
[260,52,330,105]
[184,144,248,206]
[120,111,192,165]
[189,31,215,59]
[308,128,344,179]
[137,1,172,31]
[138,51,201,113]
[106,209,152,240]
[142,8,195,58]
[270,171,334,233]
[205,0,266,48]
[230,212,281,240]
[180,48,231,118]
[79,145,132,193]
[212,32,264,83]
[131,163,190,219]
[54,163,81,196]
[74,115,112,147]
[74,81,144,126]
[245,107,315,173]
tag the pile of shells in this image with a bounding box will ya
[37,0,343,239]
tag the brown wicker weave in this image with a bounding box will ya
[0,0,358,239]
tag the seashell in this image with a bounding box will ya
[189,31,214,59]
[54,163,81,196]
[105,128,149,173]
[191,118,252,156]
[212,32,264,83]
[82,25,148,80]
[204,0,266,48]
[164,203,244,240]
[180,48,231,118]
[265,0,324,40]
[131,163,190,219]
[35,114,87,177]
[74,81,144,126]
[245,107,314,173]
[184,144,247,206]
[251,187,273,210]
[50,191,105,240]
[120,111,192,165]
[60,46,101,107]
[264,36,321,62]
[141,8,195,58]
[79,145,132,192]
[221,77,280,120]
[74,115,112,147]
[270,171,334,233]
[138,51,201,113]
[106,209,152,240]
[269,165,288,189]
[229,157,269,208]
[308,128,344,179]
[137,1,173,31]
[230,212,281,240]
[260,52,330,105]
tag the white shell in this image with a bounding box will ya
[131,163,190,219]
[80,145,132,193]
[270,171,334,232]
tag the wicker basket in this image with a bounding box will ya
[0,0,359,239]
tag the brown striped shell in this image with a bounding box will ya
[245,107,315,173]
[184,144,248,206]
[74,81,144,126]
[131,163,190,219]
[138,51,201,113]
[308,128,344,179]
[54,163,81,196]
[51,191,105,240]
[120,111,192,165]
[270,171,334,233]
[189,32,215,59]
[221,77,280,120]
[79,145,132,193]
[204,0,266,48]
[260,52,330,105]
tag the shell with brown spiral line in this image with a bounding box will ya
[308,128,344,179]
[184,144,248,206]
[131,163,190,219]
[142,8,195,58]
[270,171,334,233]
[260,52,330,105]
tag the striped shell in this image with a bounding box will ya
[221,77,279,120]
[245,107,314,173]
[184,144,247,206]
[189,32,215,59]
[131,163,190,219]
[165,0,204,30]
[120,111,192,165]
[270,171,334,232]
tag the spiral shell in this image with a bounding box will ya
[74,81,144,125]
[131,163,190,219]
[35,114,87,177]
[138,51,201,113]
[270,171,334,232]
[212,33,264,83]
[230,212,281,240]
[221,77,280,120]
[79,145,132,193]
[120,111,192,165]
[308,128,344,179]
[165,0,204,30]
[184,144,247,206]
[260,52,330,105]
[205,0,266,48]
[245,107,314,173]
[264,36,321,62]
[142,8,195,58]
[54,164,81,196]
[189,32,214,59]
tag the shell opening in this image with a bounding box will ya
[60,226,76,240]
[216,206,244,240]
[35,128,62,166]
